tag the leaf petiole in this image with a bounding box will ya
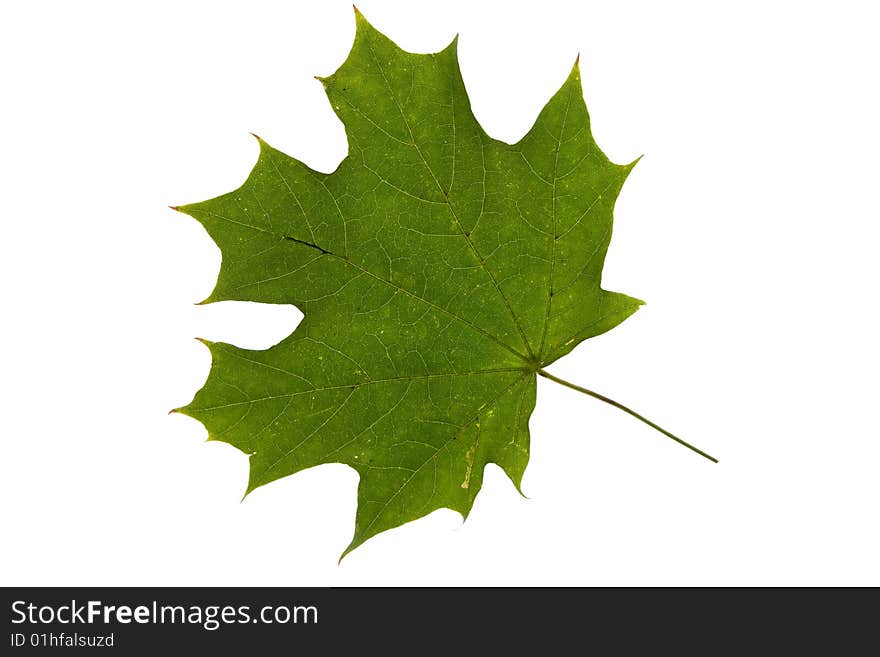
[537,369,718,463]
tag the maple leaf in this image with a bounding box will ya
[172,9,715,557]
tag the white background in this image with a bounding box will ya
[2,0,878,586]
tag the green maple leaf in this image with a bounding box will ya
[172,10,715,557]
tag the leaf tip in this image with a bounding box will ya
[618,154,644,179]
[352,4,369,29]
[170,404,196,419]
[338,543,355,564]
[352,4,377,34]
[241,473,262,502]
[338,529,367,563]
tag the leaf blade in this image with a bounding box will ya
[175,12,639,553]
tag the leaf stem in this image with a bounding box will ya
[537,369,718,463]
